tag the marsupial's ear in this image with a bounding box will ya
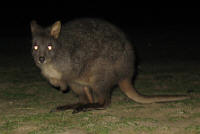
[50,21,61,39]
[30,20,39,34]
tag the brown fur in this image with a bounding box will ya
[31,18,189,113]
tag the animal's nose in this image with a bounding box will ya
[39,56,45,63]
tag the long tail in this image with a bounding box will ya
[118,78,189,103]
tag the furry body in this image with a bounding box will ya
[31,18,188,113]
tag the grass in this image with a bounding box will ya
[0,38,200,134]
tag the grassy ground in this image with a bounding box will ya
[0,37,200,134]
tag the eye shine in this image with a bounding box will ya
[34,45,38,50]
[48,45,52,50]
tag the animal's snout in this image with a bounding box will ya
[39,56,45,63]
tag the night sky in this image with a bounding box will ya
[1,7,200,38]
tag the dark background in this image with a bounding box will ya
[1,7,200,38]
[0,7,200,62]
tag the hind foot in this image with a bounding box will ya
[72,103,105,114]
[50,103,105,114]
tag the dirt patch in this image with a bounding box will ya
[108,101,200,134]
[12,124,37,134]
[0,82,15,89]
[60,129,88,134]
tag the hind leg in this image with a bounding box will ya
[72,86,108,114]
[71,81,113,113]
[51,95,89,113]
[93,84,111,107]
[50,83,105,113]
[72,73,115,113]
[50,78,112,113]
[77,84,112,109]
[50,83,90,113]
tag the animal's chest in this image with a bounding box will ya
[41,64,62,80]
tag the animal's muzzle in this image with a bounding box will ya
[39,56,45,63]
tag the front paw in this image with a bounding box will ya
[49,78,60,87]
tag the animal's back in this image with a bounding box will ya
[57,18,135,82]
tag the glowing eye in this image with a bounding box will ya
[48,45,52,50]
[34,45,38,50]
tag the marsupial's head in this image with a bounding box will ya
[30,20,61,66]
